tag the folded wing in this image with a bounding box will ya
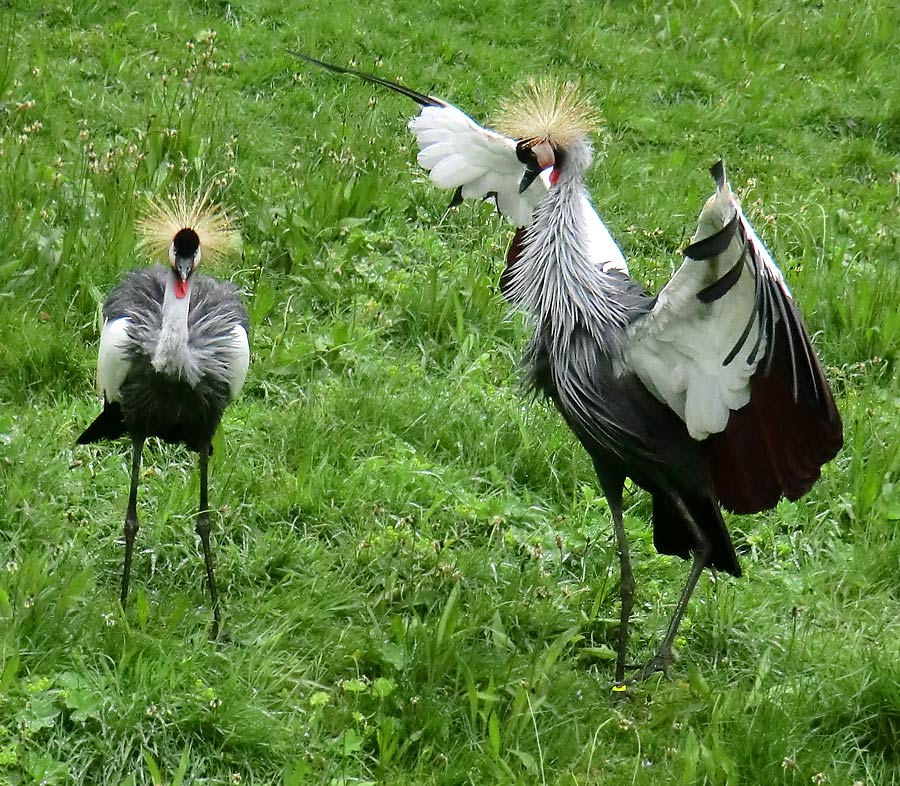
[97,317,132,403]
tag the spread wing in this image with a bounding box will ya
[409,103,548,227]
[293,53,626,271]
[289,51,547,227]
[625,161,841,512]
[402,85,630,273]
[411,104,627,274]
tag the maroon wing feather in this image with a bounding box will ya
[709,304,842,515]
[499,228,527,300]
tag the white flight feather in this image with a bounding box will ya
[97,317,132,402]
[409,103,626,272]
[226,325,250,400]
[583,194,627,273]
[409,104,547,228]
[624,177,779,440]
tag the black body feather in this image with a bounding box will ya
[529,320,742,576]
[77,399,126,444]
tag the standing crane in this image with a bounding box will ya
[77,191,249,639]
[295,55,843,683]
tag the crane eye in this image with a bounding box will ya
[515,139,537,167]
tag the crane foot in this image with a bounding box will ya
[629,653,672,683]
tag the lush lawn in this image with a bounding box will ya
[1,0,899,783]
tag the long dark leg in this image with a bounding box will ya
[594,466,632,686]
[633,496,711,681]
[195,444,221,639]
[608,485,634,685]
[121,437,144,607]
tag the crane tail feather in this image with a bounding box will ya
[652,492,741,577]
[77,400,127,444]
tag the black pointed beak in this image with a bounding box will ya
[174,255,194,282]
[519,165,542,194]
[516,139,556,193]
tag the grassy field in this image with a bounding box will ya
[1,0,899,783]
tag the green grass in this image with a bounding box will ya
[1,0,899,783]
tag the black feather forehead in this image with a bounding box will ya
[137,188,241,266]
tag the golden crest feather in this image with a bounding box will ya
[494,78,599,147]
[137,187,241,265]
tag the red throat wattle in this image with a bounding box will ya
[549,169,560,186]
[174,280,189,299]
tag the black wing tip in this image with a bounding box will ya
[518,166,542,194]
[285,50,347,75]
[448,186,464,209]
[286,49,443,108]
[710,160,726,188]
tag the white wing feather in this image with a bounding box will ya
[293,56,627,267]
[226,325,250,400]
[410,104,545,227]
[625,183,783,441]
[409,103,627,272]
[582,195,627,273]
[97,317,132,402]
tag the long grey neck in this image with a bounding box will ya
[152,272,200,386]
[505,141,628,357]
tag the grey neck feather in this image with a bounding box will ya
[152,271,201,387]
[504,139,629,358]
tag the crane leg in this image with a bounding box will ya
[120,437,144,607]
[195,444,221,640]
[607,485,635,686]
[633,497,710,682]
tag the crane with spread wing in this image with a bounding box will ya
[296,54,842,683]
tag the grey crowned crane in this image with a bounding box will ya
[297,56,843,683]
[77,191,249,638]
